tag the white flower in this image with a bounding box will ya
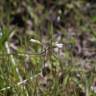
[91,86,96,93]
[55,43,63,48]
[30,39,41,44]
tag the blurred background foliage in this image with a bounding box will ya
[0,0,96,96]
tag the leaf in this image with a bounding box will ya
[0,26,10,51]
[91,16,96,22]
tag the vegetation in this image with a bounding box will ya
[0,0,96,96]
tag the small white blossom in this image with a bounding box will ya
[57,16,61,22]
[30,39,41,44]
[55,43,63,48]
[91,86,96,93]
[58,9,62,14]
